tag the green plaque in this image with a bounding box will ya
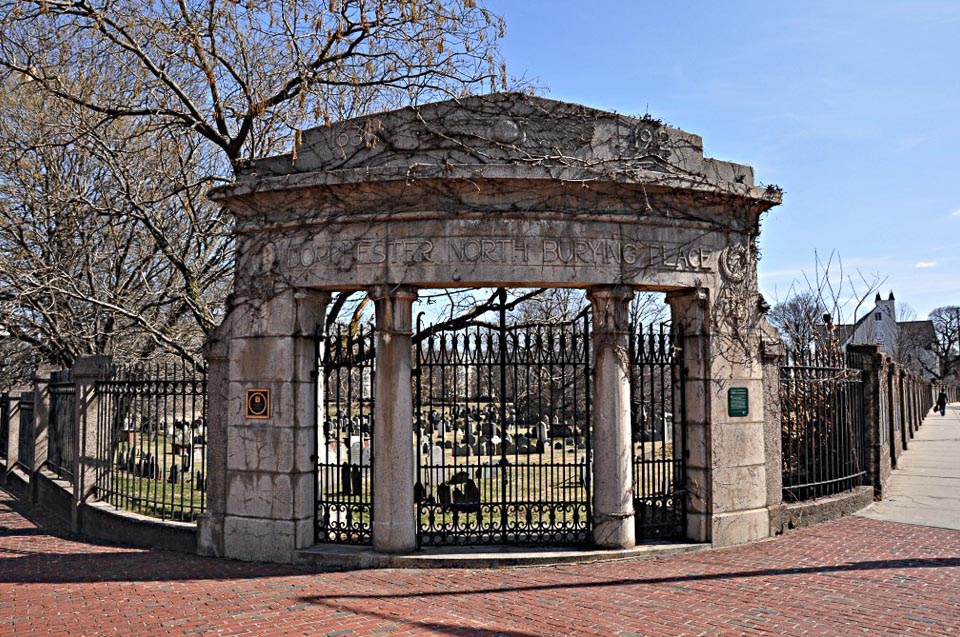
[728,387,749,417]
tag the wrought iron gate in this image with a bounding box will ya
[630,322,687,539]
[315,321,375,544]
[414,290,592,546]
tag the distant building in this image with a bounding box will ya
[837,292,938,380]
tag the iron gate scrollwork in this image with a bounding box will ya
[414,289,593,546]
[630,322,687,540]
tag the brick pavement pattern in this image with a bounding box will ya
[2,490,959,636]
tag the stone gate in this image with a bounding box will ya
[198,93,781,563]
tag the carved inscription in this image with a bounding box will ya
[283,237,715,272]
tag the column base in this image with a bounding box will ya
[222,516,298,563]
[592,512,636,549]
[197,513,225,557]
[372,520,416,554]
[711,507,771,547]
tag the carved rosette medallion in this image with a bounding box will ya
[719,244,750,283]
[490,119,525,144]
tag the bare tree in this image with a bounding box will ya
[767,291,827,356]
[0,0,507,171]
[0,0,508,376]
[768,251,885,358]
[0,75,231,376]
[926,306,960,382]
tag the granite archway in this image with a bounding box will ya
[199,93,781,563]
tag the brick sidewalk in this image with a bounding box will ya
[1,489,958,636]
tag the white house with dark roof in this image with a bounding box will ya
[838,292,938,380]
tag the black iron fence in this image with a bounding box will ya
[95,363,207,521]
[47,369,77,482]
[630,322,686,539]
[780,349,867,502]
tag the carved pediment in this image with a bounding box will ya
[235,92,753,187]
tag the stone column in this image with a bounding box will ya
[880,358,897,469]
[3,389,24,472]
[849,345,890,496]
[888,364,904,453]
[759,319,785,511]
[666,290,711,542]
[587,286,635,549]
[219,288,329,563]
[370,285,417,554]
[914,379,922,427]
[197,335,229,557]
[71,355,113,532]
[667,288,770,546]
[898,369,909,442]
[30,365,55,504]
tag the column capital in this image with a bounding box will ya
[586,285,634,302]
[368,285,418,303]
[370,285,418,336]
[664,287,708,304]
[587,285,633,335]
[293,288,331,336]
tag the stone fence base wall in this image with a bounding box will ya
[769,486,875,535]
[1,462,197,553]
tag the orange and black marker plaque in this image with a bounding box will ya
[245,389,271,419]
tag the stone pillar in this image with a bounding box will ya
[71,355,113,532]
[370,285,417,554]
[881,358,897,469]
[218,288,329,563]
[665,290,711,542]
[587,286,635,549]
[30,365,55,503]
[667,288,770,546]
[914,379,922,427]
[849,345,890,496]
[759,319,785,512]
[898,368,909,443]
[3,389,25,472]
[888,364,904,454]
[197,335,229,557]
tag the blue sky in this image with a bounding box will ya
[485,0,960,321]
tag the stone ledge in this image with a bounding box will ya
[293,541,707,570]
[770,486,874,535]
[1,464,31,501]
[80,500,197,554]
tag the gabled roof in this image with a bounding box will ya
[836,312,872,344]
[899,320,936,344]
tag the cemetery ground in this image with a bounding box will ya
[1,405,958,636]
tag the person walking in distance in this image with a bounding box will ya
[936,389,948,416]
